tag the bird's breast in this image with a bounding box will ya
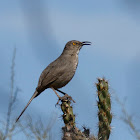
[73,54,78,71]
[47,53,79,89]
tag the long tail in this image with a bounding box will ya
[15,91,38,123]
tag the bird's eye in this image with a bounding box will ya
[73,43,76,45]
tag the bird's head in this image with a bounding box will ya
[63,40,91,55]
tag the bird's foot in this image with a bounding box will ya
[60,94,76,103]
[55,94,75,106]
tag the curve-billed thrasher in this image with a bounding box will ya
[16,40,91,122]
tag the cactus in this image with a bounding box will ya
[60,78,112,140]
[60,94,96,140]
[96,78,112,140]
[61,95,75,128]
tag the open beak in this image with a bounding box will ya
[82,41,92,46]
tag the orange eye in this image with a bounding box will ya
[73,43,76,45]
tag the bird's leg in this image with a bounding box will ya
[51,87,76,105]
[51,87,61,98]
[56,89,75,103]
[56,89,76,103]
[51,87,62,105]
[56,89,66,95]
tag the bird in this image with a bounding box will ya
[16,40,91,122]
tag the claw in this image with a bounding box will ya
[55,94,76,105]
[55,98,61,107]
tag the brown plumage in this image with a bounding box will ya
[16,40,91,122]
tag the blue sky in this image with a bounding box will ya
[0,0,140,139]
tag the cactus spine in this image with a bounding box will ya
[96,78,112,140]
[60,95,96,140]
[61,97,75,128]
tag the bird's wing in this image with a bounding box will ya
[37,57,67,91]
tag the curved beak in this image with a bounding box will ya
[82,41,92,46]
